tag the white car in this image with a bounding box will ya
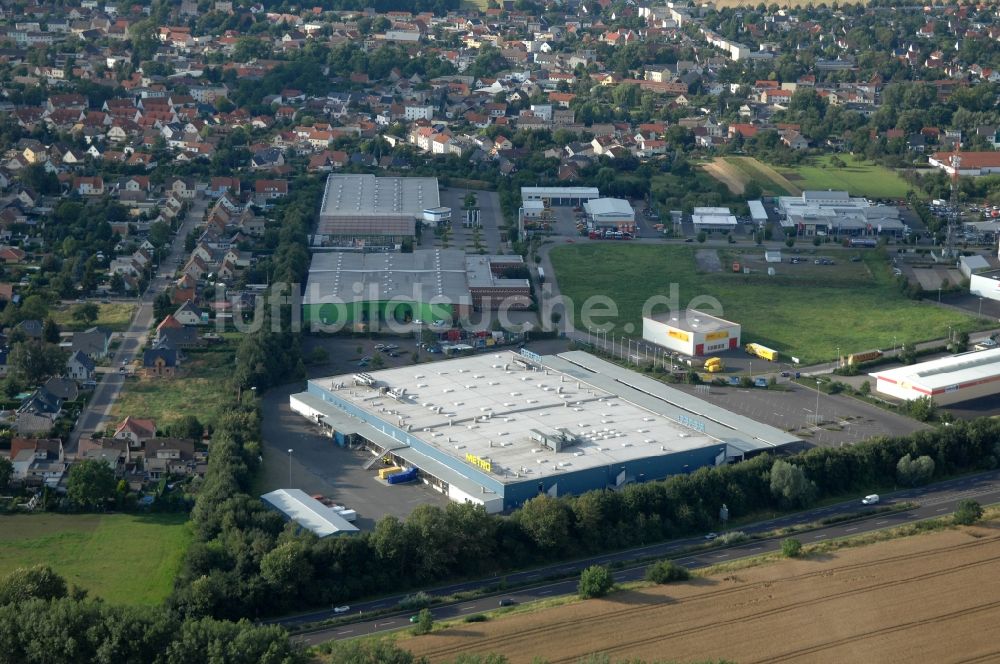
[413,319,424,325]
[861,494,880,506]
[704,532,718,541]
[432,319,448,327]
[333,605,350,614]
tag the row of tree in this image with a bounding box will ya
[171,391,1000,620]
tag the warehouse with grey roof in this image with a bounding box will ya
[290,350,801,512]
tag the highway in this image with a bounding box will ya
[287,469,1000,646]
[67,198,208,455]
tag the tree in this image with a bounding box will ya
[907,396,936,422]
[72,302,100,325]
[896,453,935,487]
[412,608,434,635]
[645,560,690,584]
[42,318,60,344]
[166,415,204,440]
[769,459,817,509]
[781,538,803,558]
[578,565,614,599]
[953,499,983,526]
[696,231,707,243]
[154,292,174,322]
[0,565,68,605]
[0,457,11,491]
[66,459,117,510]
[8,340,68,384]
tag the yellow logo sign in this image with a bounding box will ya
[705,331,729,341]
[466,453,492,473]
[668,329,690,342]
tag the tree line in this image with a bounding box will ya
[169,399,1000,620]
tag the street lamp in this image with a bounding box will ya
[287,448,293,487]
[814,380,821,425]
[893,336,897,355]
[979,297,984,318]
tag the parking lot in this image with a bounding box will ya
[427,187,503,254]
[670,380,929,447]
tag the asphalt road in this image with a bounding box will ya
[67,198,208,455]
[286,469,1000,646]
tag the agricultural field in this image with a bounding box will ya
[714,0,868,6]
[700,158,747,195]
[723,156,801,196]
[549,244,982,364]
[406,523,1000,664]
[780,154,914,200]
[48,301,137,332]
[111,343,237,428]
[0,513,191,605]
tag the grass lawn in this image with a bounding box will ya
[549,244,983,364]
[0,513,191,605]
[49,302,137,332]
[780,154,914,200]
[111,345,237,428]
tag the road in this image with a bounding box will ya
[283,469,1000,645]
[67,197,208,455]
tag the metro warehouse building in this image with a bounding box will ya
[290,350,798,513]
[643,311,742,356]
[870,348,1000,406]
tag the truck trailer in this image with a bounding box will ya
[745,342,779,361]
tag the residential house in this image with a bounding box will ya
[172,302,206,326]
[9,437,66,488]
[143,348,178,377]
[66,350,96,381]
[254,179,289,203]
[167,177,196,200]
[71,327,112,359]
[114,416,156,449]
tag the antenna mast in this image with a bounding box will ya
[946,153,961,259]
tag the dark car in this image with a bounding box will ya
[498,598,516,607]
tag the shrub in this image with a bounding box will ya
[578,565,614,599]
[412,608,433,635]
[645,560,690,584]
[953,500,983,526]
[718,531,748,545]
[464,614,488,623]
[781,538,803,558]
[398,591,432,611]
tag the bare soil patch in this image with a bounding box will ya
[407,525,1000,664]
[695,249,722,273]
[701,158,747,195]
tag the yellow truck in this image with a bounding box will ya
[745,343,779,362]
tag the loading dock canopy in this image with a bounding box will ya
[261,488,359,537]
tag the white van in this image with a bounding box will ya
[862,494,880,505]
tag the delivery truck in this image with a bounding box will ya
[745,342,779,362]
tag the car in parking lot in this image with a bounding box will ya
[374,344,386,351]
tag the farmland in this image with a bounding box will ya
[406,523,1000,664]
[780,154,914,200]
[0,513,191,605]
[549,244,981,364]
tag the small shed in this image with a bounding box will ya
[765,250,782,263]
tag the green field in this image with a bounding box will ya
[723,156,799,196]
[112,344,237,428]
[780,155,913,200]
[0,513,191,605]
[549,245,982,364]
[49,301,137,332]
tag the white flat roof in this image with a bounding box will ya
[870,348,1000,391]
[310,351,795,485]
[693,206,732,215]
[646,309,739,333]
[693,214,738,227]
[260,488,359,537]
[584,198,634,216]
[748,200,767,219]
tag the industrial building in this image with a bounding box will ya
[642,311,742,356]
[970,268,1000,302]
[302,250,530,327]
[776,190,906,238]
[261,488,359,537]
[520,186,600,206]
[692,206,738,231]
[870,348,1000,406]
[583,198,635,230]
[748,200,768,226]
[290,350,798,513]
[315,174,440,250]
[929,151,1000,177]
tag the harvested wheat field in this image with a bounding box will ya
[407,525,1000,664]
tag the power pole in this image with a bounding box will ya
[946,153,961,259]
